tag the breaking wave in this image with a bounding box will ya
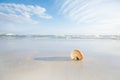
[0,34,120,40]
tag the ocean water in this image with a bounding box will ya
[0,37,120,80]
[0,36,120,56]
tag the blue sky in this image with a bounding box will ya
[0,0,120,35]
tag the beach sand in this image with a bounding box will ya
[0,52,120,80]
[0,39,120,80]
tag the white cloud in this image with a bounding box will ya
[0,3,52,24]
[0,12,38,24]
[58,0,120,25]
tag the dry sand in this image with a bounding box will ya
[0,53,120,80]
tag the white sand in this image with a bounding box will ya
[0,53,120,80]
[0,39,120,80]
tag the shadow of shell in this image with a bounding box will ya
[34,57,71,61]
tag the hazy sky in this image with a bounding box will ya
[0,0,120,35]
